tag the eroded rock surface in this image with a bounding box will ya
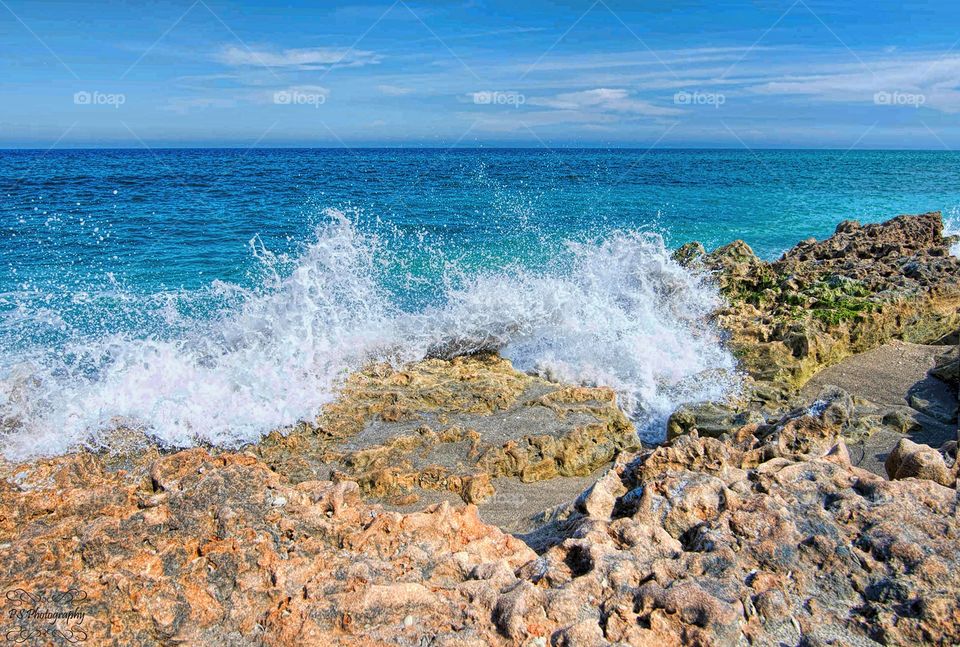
[0,449,537,645]
[526,413,960,646]
[2,403,958,645]
[679,212,960,390]
[253,353,638,513]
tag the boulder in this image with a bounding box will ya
[809,384,855,428]
[885,437,957,486]
[253,353,639,506]
[666,401,764,440]
[930,348,959,388]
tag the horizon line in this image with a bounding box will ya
[1,145,956,153]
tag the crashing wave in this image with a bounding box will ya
[0,209,739,459]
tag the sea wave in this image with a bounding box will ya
[0,208,739,459]
[945,207,960,258]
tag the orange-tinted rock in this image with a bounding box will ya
[3,405,960,645]
[0,449,537,645]
[885,437,957,486]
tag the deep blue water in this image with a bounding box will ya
[4,148,959,316]
[1,148,958,457]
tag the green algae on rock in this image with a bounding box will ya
[678,212,960,390]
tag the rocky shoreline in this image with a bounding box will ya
[1,212,958,645]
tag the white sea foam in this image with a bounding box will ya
[0,209,739,459]
[411,232,738,437]
[945,207,960,258]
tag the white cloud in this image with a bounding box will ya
[161,97,238,114]
[748,56,960,113]
[378,84,414,96]
[507,46,779,76]
[498,45,960,115]
[527,88,682,116]
[215,45,380,69]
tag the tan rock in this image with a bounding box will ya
[885,437,957,486]
[574,465,627,519]
[254,353,639,506]
[3,402,960,644]
[702,212,960,392]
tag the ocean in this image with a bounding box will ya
[2,148,959,459]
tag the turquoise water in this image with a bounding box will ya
[1,149,958,457]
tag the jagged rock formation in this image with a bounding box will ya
[0,448,536,645]
[2,399,958,645]
[677,212,960,391]
[525,407,960,646]
[253,353,638,507]
[665,401,764,440]
[931,345,959,389]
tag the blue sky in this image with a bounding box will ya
[2,0,959,148]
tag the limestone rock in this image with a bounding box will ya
[930,346,959,389]
[574,463,627,519]
[698,212,960,392]
[809,384,855,427]
[3,399,960,644]
[671,241,706,267]
[522,412,960,646]
[0,449,537,645]
[885,437,957,486]
[253,353,639,507]
[666,401,764,440]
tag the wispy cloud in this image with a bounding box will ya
[504,46,781,76]
[463,87,682,135]
[215,45,381,70]
[526,88,682,116]
[509,50,960,115]
[378,84,414,96]
[748,55,960,113]
[161,97,239,114]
